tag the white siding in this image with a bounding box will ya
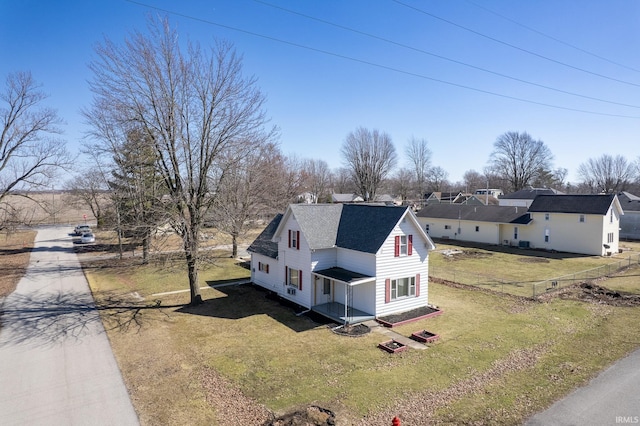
[374,217,430,317]
[277,214,313,308]
[250,253,279,290]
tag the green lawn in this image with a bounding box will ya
[85,254,640,425]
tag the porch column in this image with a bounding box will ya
[344,287,348,325]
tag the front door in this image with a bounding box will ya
[315,277,333,305]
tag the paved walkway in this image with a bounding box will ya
[0,226,139,425]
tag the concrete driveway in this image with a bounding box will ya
[0,226,139,425]
[526,347,640,426]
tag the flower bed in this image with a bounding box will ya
[410,330,440,343]
[377,339,407,354]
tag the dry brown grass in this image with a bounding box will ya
[2,192,95,226]
[0,230,36,298]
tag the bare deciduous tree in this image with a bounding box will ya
[341,127,397,201]
[577,154,637,193]
[390,167,414,203]
[213,143,278,257]
[487,131,553,192]
[302,158,331,203]
[426,166,449,191]
[405,137,431,201]
[0,71,71,217]
[64,169,109,227]
[84,17,274,305]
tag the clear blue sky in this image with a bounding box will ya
[2,0,639,185]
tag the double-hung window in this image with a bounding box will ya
[394,235,413,256]
[391,277,416,300]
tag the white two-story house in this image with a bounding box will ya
[248,204,436,324]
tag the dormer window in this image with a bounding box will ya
[288,229,300,249]
[394,235,413,257]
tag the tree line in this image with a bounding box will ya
[2,17,639,304]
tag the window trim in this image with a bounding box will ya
[390,276,416,300]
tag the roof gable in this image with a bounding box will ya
[528,194,618,215]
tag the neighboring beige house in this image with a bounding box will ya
[417,194,623,256]
[416,204,531,245]
[331,193,364,203]
[248,204,436,324]
[524,194,623,256]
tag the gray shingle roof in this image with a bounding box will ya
[618,192,640,212]
[335,204,408,253]
[246,213,282,258]
[528,194,615,214]
[249,203,415,257]
[289,204,343,249]
[416,204,531,224]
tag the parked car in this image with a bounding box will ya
[80,232,95,244]
[74,225,91,236]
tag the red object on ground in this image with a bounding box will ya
[392,416,401,426]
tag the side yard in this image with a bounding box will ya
[83,250,640,425]
[429,239,640,297]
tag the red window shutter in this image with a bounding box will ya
[299,270,302,290]
[385,279,391,303]
[288,230,291,248]
[408,235,413,256]
[296,230,300,250]
[415,273,420,297]
[258,262,262,271]
[394,236,400,257]
[285,266,288,284]
[266,264,269,274]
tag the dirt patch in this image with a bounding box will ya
[556,282,640,307]
[265,406,336,426]
[443,249,493,261]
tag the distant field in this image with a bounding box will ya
[1,192,96,226]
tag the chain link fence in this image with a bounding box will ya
[430,252,640,299]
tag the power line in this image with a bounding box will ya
[392,0,640,88]
[123,0,640,119]
[464,0,640,74]
[253,0,640,109]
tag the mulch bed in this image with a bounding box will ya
[377,305,441,327]
[331,323,371,337]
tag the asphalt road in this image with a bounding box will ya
[526,347,640,426]
[0,226,139,426]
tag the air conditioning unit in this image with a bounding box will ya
[286,287,296,295]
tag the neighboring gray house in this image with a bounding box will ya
[248,204,436,324]
[498,188,564,207]
[617,192,640,240]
